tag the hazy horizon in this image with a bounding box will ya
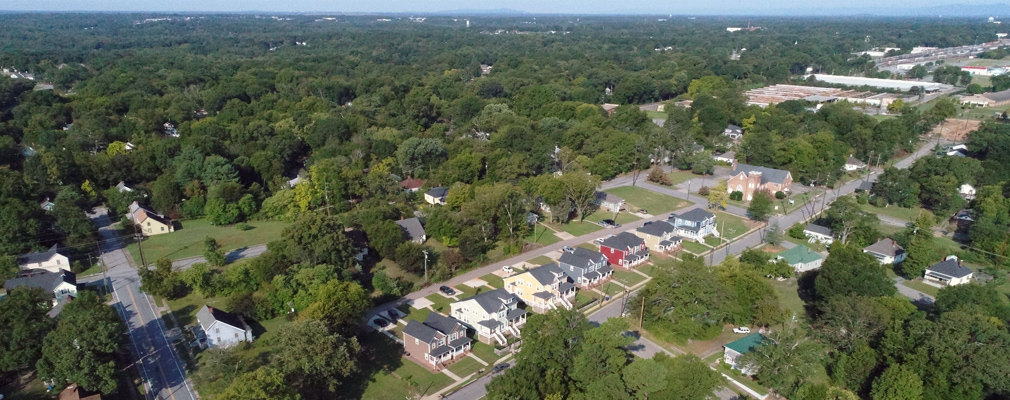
[5,0,1010,16]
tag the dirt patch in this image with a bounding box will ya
[762,245,786,253]
[929,118,980,141]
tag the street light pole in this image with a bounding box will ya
[422,250,429,282]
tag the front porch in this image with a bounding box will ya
[424,338,473,371]
[620,251,650,269]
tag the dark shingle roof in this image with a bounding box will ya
[983,89,1010,103]
[559,248,605,270]
[637,221,675,237]
[464,288,517,314]
[804,223,832,236]
[926,259,973,279]
[404,312,464,343]
[426,187,449,198]
[424,312,460,335]
[863,238,904,257]
[674,208,715,223]
[196,305,246,331]
[403,320,439,343]
[17,244,64,265]
[395,218,426,242]
[732,163,791,184]
[600,232,645,250]
[725,124,742,133]
[528,263,563,286]
[5,269,75,293]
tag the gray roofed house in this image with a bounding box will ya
[196,305,253,348]
[596,192,626,212]
[844,156,867,171]
[724,124,744,140]
[669,208,718,241]
[528,262,565,286]
[395,217,427,244]
[600,232,649,269]
[675,208,716,223]
[558,247,613,288]
[600,232,647,251]
[863,238,906,265]
[5,269,77,301]
[924,257,974,287]
[402,312,471,370]
[47,296,73,318]
[637,222,676,237]
[425,187,449,205]
[732,164,792,184]
[803,223,834,244]
[17,244,69,273]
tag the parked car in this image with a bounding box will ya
[733,327,751,334]
[599,219,620,228]
[562,246,575,253]
[492,363,510,374]
[502,265,514,274]
[386,309,401,321]
[374,318,390,328]
[439,286,456,296]
[638,208,648,214]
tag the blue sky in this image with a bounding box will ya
[3,0,1007,14]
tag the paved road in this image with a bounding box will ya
[171,244,269,270]
[89,208,196,400]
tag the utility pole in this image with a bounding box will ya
[135,231,147,268]
[620,288,628,317]
[639,297,645,330]
[422,250,429,282]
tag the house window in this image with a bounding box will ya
[215,328,220,334]
[146,222,151,226]
[161,227,165,231]
[56,260,60,265]
[234,333,239,338]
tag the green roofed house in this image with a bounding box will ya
[776,245,824,273]
[723,333,766,375]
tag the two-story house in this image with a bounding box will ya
[127,201,174,236]
[668,208,718,241]
[599,232,649,269]
[634,222,683,253]
[728,164,793,201]
[724,124,744,141]
[402,313,472,371]
[595,192,626,213]
[558,247,614,288]
[17,244,70,273]
[196,305,254,348]
[450,288,527,345]
[504,263,576,313]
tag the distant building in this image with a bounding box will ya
[723,124,743,141]
[728,164,793,201]
[424,187,448,206]
[400,177,425,193]
[402,313,472,371]
[601,103,620,116]
[713,151,736,164]
[863,238,906,265]
[843,156,867,172]
[960,183,976,200]
[116,181,133,193]
[668,208,718,241]
[395,217,427,244]
[806,74,947,93]
[58,383,102,400]
[40,198,55,211]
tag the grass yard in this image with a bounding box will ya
[903,279,941,297]
[528,255,555,265]
[770,278,808,322]
[646,110,667,119]
[447,356,484,378]
[127,218,291,264]
[704,236,725,247]
[480,273,505,289]
[716,212,752,240]
[682,240,711,254]
[549,220,604,236]
[525,228,560,246]
[637,262,660,276]
[784,235,826,252]
[577,242,599,251]
[165,291,230,327]
[425,293,454,313]
[583,209,642,225]
[405,306,432,323]
[714,362,769,397]
[613,269,648,287]
[359,333,454,399]
[471,342,500,364]
[599,282,626,296]
[860,203,926,223]
[77,261,104,277]
[605,186,690,214]
[667,169,702,186]
[376,259,424,286]
[574,290,598,309]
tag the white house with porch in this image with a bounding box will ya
[450,288,527,345]
[924,256,974,287]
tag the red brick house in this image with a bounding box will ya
[599,232,649,269]
[402,313,472,371]
[727,163,793,201]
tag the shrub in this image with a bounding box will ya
[788,223,806,239]
[730,191,744,201]
[775,191,787,199]
[647,166,672,186]
[698,186,711,196]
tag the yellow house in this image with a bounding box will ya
[503,263,576,313]
[136,209,174,236]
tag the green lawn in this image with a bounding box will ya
[480,273,505,289]
[405,306,432,323]
[577,243,599,251]
[525,228,560,246]
[770,279,807,322]
[77,261,104,277]
[425,294,454,313]
[637,262,660,276]
[667,169,702,186]
[127,218,291,264]
[549,220,604,236]
[646,110,667,119]
[704,236,725,247]
[605,186,690,214]
[447,356,484,378]
[613,269,648,287]
[583,209,642,225]
[600,282,626,296]
[165,291,230,328]
[860,203,926,223]
[574,290,598,309]
[717,212,751,240]
[785,235,827,252]
[471,342,500,364]
[359,333,454,399]
[682,240,711,254]
[528,255,554,265]
[903,280,941,297]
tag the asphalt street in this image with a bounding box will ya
[89,208,196,400]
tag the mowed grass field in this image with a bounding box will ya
[127,218,290,263]
[605,186,691,214]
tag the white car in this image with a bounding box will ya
[733,327,751,334]
[502,265,514,274]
